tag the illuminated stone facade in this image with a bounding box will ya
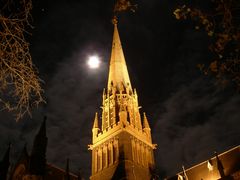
[89,18,156,180]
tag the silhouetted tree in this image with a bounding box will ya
[0,0,44,121]
[174,0,240,90]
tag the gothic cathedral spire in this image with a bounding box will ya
[29,116,48,176]
[108,16,132,93]
[90,16,156,180]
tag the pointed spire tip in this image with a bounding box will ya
[108,15,132,92]
[112,16,118,25]
[93,112,99,129]
[143,112,150,129]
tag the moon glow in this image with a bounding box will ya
[87,56,100,69]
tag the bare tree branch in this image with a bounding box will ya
[0,0,44,121]
[174,0,240,90]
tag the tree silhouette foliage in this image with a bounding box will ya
[174,0,240,90]
[0,0,44,121]
[114,0,137,14]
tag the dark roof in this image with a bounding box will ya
[46,163,78,180]
[165,145,240,180]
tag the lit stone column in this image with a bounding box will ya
[104,144,108,168]
[114,138,119,162]
[142,145,146,167]
[106,143,109,167]
[116,139,119,162]
[146,147,149,167]
[107,93,111,129]
[136,141,139,164]
[112,99,116,126]
[131,137,135,161]
[150,149,154,165]
[102,146,105,168]
[132,97,137,128]
[94,149,98,173]
[110,141,114,165]
[134,140,137,163]
[139,142,142,165]
[130,98,135,127]
[99,147,103,170]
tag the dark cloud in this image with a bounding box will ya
[153,78,240,176]
[44,47,108,177]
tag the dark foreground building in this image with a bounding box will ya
[165,146,240,180]
[0,118,79,180]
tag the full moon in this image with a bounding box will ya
[87,55,100,69]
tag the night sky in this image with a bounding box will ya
[0,0,240,179]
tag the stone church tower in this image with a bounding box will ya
[89,17,157,180]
